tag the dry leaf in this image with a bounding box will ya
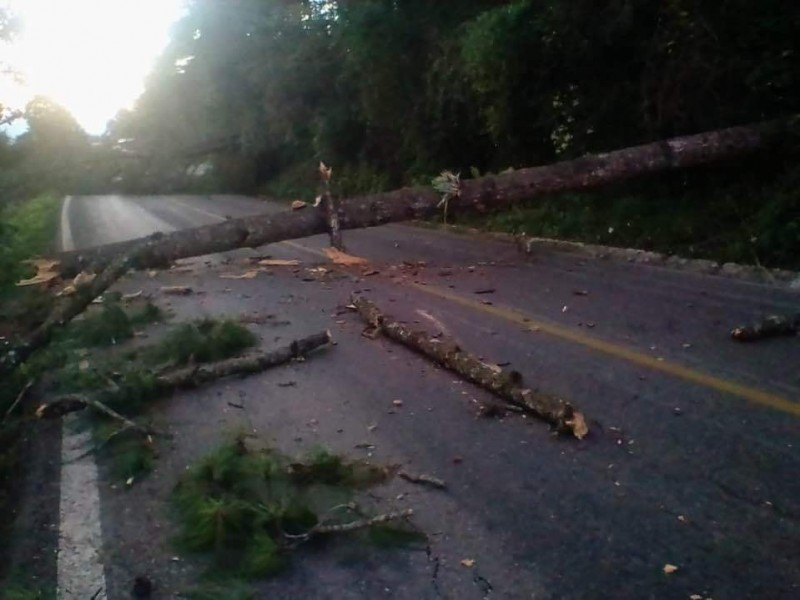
[663,564,678,575]
[392,399,404,407]
[220,270,261,280]
[258,259,300,267]
[460,559,476,568]
[122,291,143,302]
[161,286,192,296]
[313,195,323,207]
[567,412,589,440]
[17,258,62,287]
[291,200,307,210]
[78,360,90,371]
[325,247,369,267]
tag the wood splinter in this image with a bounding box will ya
[351,294,588,439]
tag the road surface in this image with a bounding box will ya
[45,195,800,598]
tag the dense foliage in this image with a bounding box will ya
[111,1,798,190]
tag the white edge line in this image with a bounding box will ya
[60,196,74,252]
[57,195,107,600]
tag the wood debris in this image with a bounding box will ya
[258,259,300,267]
[16,259,61,287]
[160,285,193,295]
[398,471,446,490]
[351,294,589,439]
[37,331,333,420]
[325,247,369,267]
[731,313,799,342]
[220,269,261,280]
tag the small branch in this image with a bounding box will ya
[36,331,333,422]
[156,330,332,390]
[2,380,33,423]
[731,314,800,342]
[313,508,414,535]
[37,394,165,438]
[351,294,588,439]
[399,471,446,490]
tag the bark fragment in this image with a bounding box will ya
[350,295,588,438]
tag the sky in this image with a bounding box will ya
[0,0,186,136]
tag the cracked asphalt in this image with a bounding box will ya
[43,194,800,599]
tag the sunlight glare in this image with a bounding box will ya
[2,0,185,135]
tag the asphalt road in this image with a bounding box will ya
[54,194,800,599]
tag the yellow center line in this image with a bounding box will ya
[280,240,329,259]
[410,283,800,417]
[274,239,799,417]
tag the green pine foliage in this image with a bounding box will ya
[172,436,420,580]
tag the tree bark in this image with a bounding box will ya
[350,294,588,438]
[53,118,794,277]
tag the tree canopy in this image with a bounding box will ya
[110,0,798,194]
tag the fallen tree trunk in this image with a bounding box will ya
[54,118,794,278]
[350,294,588,438]
[36,331,333,419]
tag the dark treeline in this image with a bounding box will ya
[111,1,798,191]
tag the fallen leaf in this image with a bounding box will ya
[362,269,380,277]
[573,290,589,296]
[690,595,703,600]
[460,559,476,568]
[220,270,261,280]
[567,412,590,440]
[291,200,307,210]
[161,286,192,296]
[325,247,369,267]
[125,477,135,487]
[663,564,679,575]
[392,399,404,407]
[148,270,159,278]
[78,360,90,371]
[259,258,301,267]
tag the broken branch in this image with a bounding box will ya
[157,330,332,389]
[351,294,588,438]
[731,314,800,342]
[36,331,333,419]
